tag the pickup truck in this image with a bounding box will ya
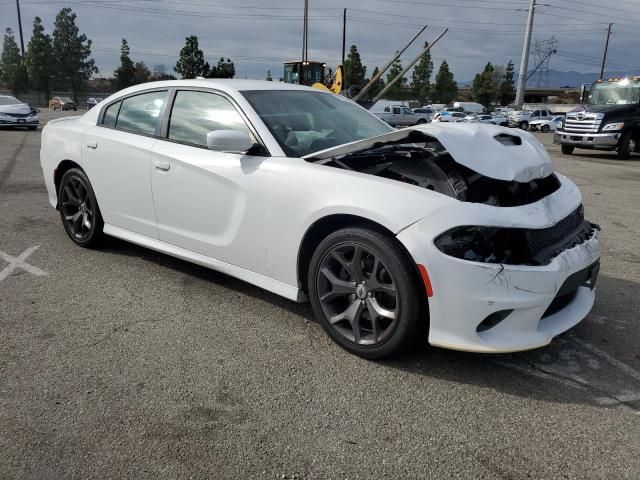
[555,77,640,160]
[508,109,553,130]
[374,105,430,127]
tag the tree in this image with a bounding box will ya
[433,60,457,104]
[385,56,406,99]
[471,62,495,107]
[174,35,209,79]
[0,28,29,96]
[344,44,366,88]
[52,8,97,101]
[498,60,515,105]
[114,38,135,89]
[26,17,53,100]
[150,64,176,81]
[133,61,151,84]
[367,66,385,98]
[410,41,433,104]
[208,57,235,78]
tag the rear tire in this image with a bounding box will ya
[617,131,635,160]
[308,227,425,360]
[416,119,427,125]
[58,168,104,248]
[561,145,574,155]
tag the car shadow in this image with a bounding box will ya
[99,237,640,410]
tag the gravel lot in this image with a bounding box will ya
[1,110,640,479]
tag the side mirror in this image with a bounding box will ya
[206,129,253,153]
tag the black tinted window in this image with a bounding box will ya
[102,101,121,127]
[168,90,251,147]
[116,90,167,135]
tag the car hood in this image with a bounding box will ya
[0,103,31,115]
[303,123,553,183]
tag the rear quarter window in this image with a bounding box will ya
[102,101,121,128]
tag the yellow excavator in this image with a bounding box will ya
[283,60,343,94]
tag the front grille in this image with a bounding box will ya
[526,205,595,264]
[4,112,30,118]
[563,113,601,134]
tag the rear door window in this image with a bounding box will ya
[115,90,168,136]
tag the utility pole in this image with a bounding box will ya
[515,0,536,107]
[16,0,25,56]
[341,8,346,68]
[599,23,613,80]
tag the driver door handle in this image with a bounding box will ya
[154,160,171,171]
[86,140,98,149]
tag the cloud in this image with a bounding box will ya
[1,0,638,82]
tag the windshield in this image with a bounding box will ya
[241,90,394,157]
[0,96,22,106]
[61,97,73,103]
[588,80,640,105]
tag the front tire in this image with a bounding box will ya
[617,131,636,160]
[308,227,425,359]
[519,121,529,130]
[561,145,574,155]
[58,168,104,247]
[541,125,550,133]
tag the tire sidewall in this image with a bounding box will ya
[308,227,423,359]
[58,168,103,247]
[617,131,633,160]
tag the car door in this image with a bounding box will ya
[391,107,401,125]
[150,89,270,275]
[82,89,168,239]
[402,107,415,125]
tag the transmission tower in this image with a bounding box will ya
[530,37,558,88]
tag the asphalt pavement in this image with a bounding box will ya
[1,110,640,479]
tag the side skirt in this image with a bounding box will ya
[103,224,302,302]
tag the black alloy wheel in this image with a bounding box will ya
[58,168,104,247]
[308,227,424,359]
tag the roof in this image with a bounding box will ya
[115,79,315,97]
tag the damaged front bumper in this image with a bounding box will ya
[397,174,602,353]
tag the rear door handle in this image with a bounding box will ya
[86,141,98,149]
[154,160,171,171]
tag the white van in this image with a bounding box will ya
[452,102,485,114]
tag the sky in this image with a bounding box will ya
[1,0,639,83]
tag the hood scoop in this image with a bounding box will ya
[305,123,553,183]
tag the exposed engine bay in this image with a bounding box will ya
[310,130,560,207]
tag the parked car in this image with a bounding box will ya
[508,109,553,129]
[49,96,78,111]
[412,107,435,122]
[452,102,485,114]
[464,114,508,126]
[374,104,430,127]
[40,80,601,359]
[0,95,39,130]
[86,97,104,109]
[432,111,466,122]
[530,115,565,133]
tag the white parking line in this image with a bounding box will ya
[0,246,48,282]
[571,336,640,383]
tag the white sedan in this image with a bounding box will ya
[40,80,601,358]
[0,95,39,129]
[529,115,565,133]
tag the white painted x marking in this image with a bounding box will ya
[0,246,48,282]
